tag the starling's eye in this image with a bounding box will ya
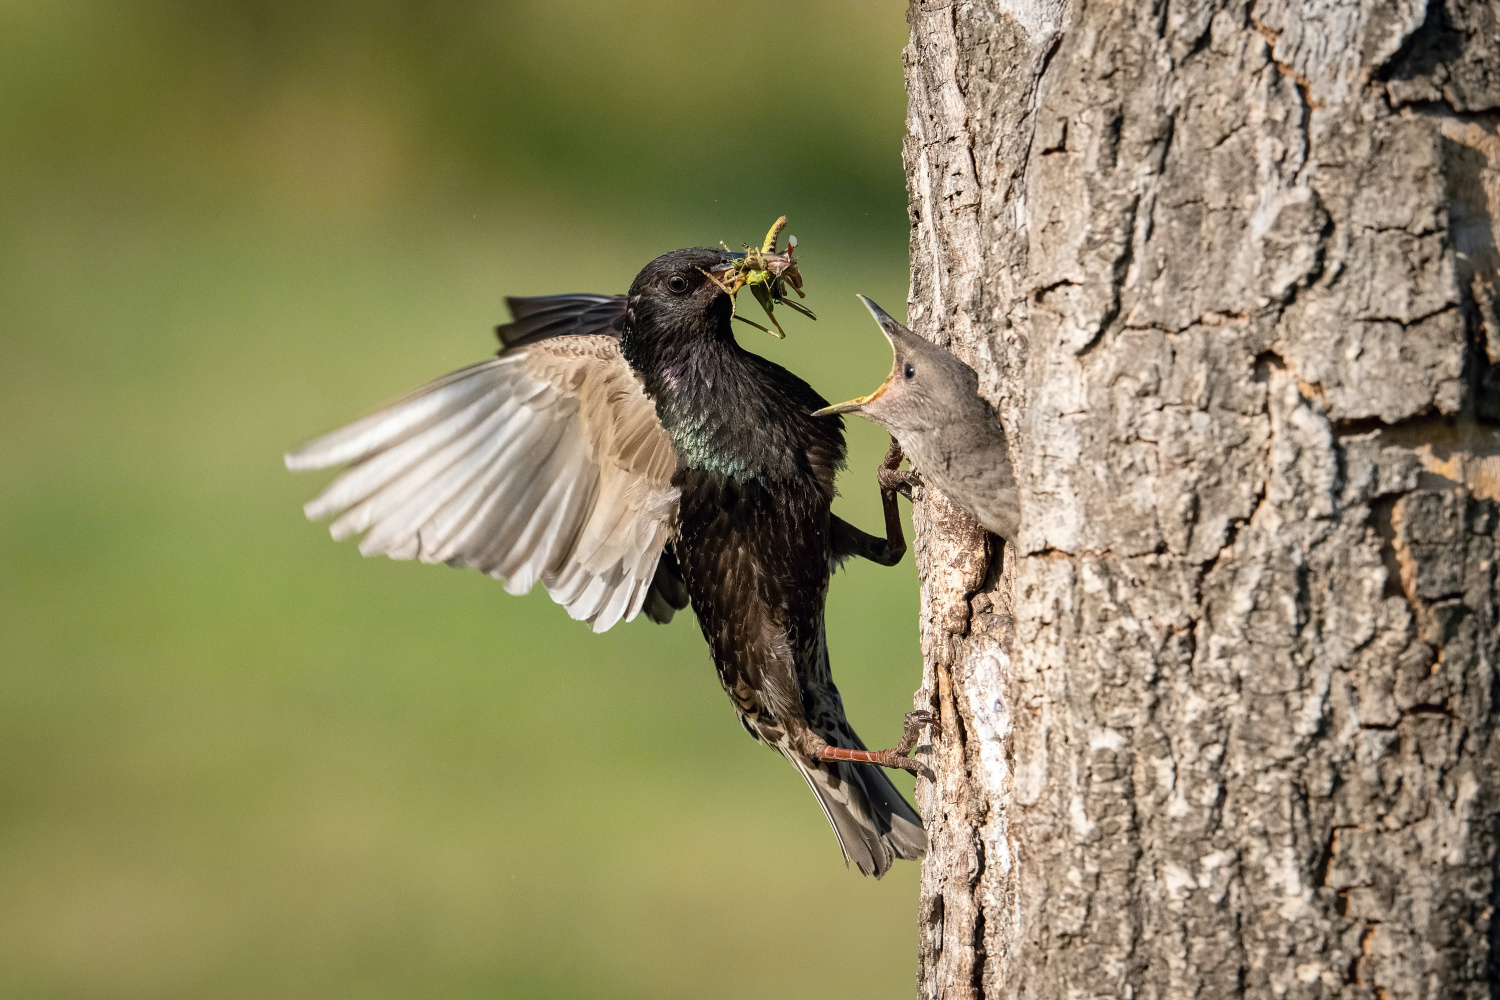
[667,275,690,294]
[904,363,916,380]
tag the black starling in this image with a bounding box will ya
[815,296,1021,542]
[287,249,929,877]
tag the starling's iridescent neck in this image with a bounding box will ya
[623,315,837,484]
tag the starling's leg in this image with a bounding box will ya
[876,437,923,499]
[830,437,912,567]
[801,711,935,781]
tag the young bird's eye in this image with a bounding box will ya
[667,275,690,294]
[904,363,916,379]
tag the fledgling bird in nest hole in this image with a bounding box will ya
[287,221,931,877]
[816,296,1021,543]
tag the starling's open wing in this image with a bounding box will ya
[285,335,682,633]
[495,294,628,350]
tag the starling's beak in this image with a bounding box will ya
[706,259,739,286]
[812,295,902,417]
[706,255,798,340]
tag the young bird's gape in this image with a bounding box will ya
[287,249,930,877]
[815,296,1021,543]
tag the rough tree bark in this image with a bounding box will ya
[902,0,1500,996]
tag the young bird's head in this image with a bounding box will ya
[814,296,980,434]
[623,247,738,354]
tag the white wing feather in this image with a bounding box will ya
[286,337,680,632]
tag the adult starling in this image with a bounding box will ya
[815,296,1021,542]
[287,249,929,876]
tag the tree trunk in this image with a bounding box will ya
[902,0,1500,996]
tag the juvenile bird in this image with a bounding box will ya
[815,296,1020,542]
[287,249,930,877]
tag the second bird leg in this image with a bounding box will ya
[806,711,936,781]
[829,435,911,567]
[877,436,923,500]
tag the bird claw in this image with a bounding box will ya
[878,467,924,499]
[880,436,905,472]
[809,709,937,781]
[897,758,937,783]
[888,710,936,779]
[895,710,936,781]
[895,709,934,754]
[878,437,923,499]
[886,751,936,782]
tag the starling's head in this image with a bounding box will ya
[813,296,980,435]
[624,247,738,350]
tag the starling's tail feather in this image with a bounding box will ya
[786,751,926,878]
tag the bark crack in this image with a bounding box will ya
[1248,15,1326,110]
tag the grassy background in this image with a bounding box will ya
[0,3,923,997]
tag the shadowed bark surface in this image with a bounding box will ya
[901,0,1500,996]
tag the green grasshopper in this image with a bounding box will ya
[703,215,816,338]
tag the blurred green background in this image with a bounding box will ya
[0,3,922,998]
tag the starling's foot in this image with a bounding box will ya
[832,435,912,567]
[814,711,936,781]
[877,438,923,500]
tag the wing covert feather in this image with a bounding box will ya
[286,336,680,632]
[495,294,628,350]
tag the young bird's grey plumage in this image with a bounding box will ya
[815,296,1020,542]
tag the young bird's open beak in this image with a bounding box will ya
[856,294,906,342]
[812,381,888,416]
[812,295,903,417]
